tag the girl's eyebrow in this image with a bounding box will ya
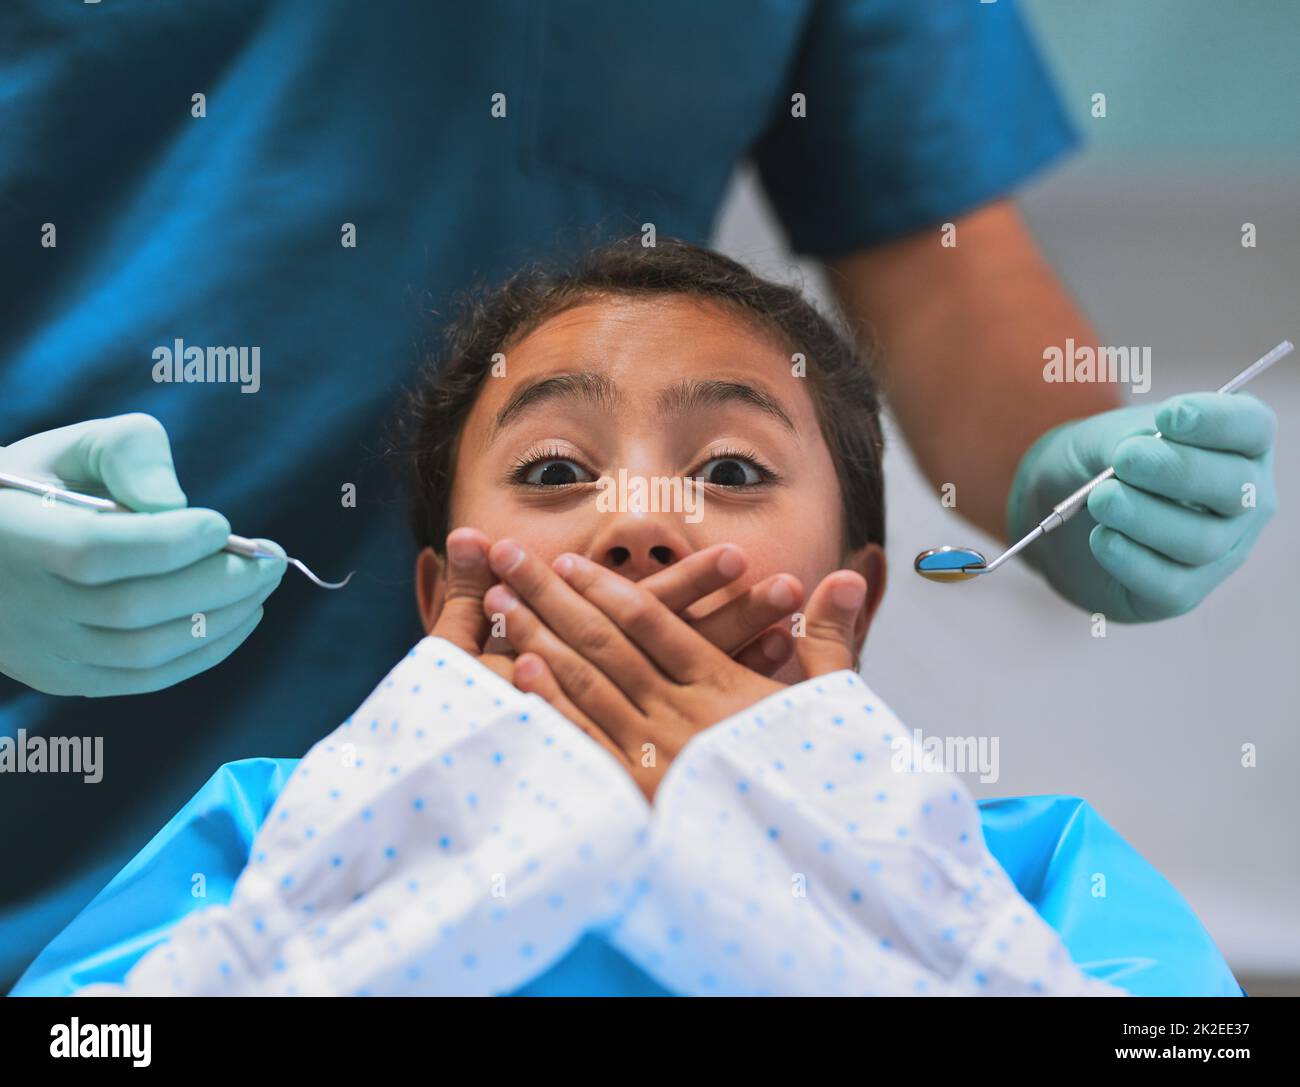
[490,373,796,441]
[491,372,621,438]
[656,379,796,433]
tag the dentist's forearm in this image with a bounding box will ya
[828,199,1121,542]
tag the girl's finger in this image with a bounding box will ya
[552,552,732,683]
[638,543,748,613]
[734,625,793,677]
[488,539,662,704]
[688,572,804,655]
[795,571,866,678]
[484,583,646,747]
[430,528,495,653]
[513,653,629,767]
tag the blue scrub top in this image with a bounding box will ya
[0,0,1076,985]
[9,758,1241,997]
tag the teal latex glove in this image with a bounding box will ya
[0,414,287,696]
[1007,393,1278,622]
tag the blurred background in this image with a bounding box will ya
[713,0,1298,993]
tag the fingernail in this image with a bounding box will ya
[553,554,576,578]
[486,585,517,613]
[491,540,524,574]
[766,577,796,611]
[831,579,866,610]
[716,546,745,580]
[515,655,541,682]
[762,632,788,661]
[447,532,485,567]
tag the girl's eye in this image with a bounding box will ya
[695,456,766,487]
[519,458,592,486]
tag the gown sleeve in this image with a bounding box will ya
[79,637,650,996]
[607,670,1123,996]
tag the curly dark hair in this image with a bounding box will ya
[392,237,885,556]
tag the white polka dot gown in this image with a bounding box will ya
[80,638,1121,997]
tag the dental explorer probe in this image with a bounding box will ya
[914,339,1294,582]
[0,471,354,590]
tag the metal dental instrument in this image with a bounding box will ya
[914,339,1295,583]
[0,471,354,590]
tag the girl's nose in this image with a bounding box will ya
[587,512,691,580]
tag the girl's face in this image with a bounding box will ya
[418,295,886,680]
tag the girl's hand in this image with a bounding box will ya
[433,529,809,679]
[483,540,866,800]
[429,528,517,682]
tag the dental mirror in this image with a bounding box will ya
[913,546,988,582]
[913,340,1294,586]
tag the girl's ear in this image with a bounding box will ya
[415,546,448,633]
[841,543,887,654]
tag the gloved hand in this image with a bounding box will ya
[0,413,286,696]
[1007,393,1277,622]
